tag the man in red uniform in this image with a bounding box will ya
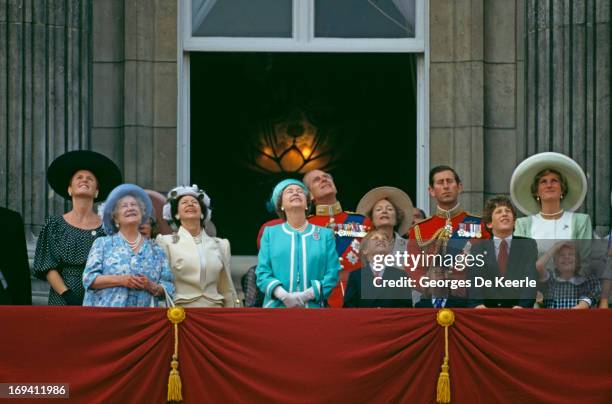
[256,170,371,307]
[302,170,371,307]
[408,165,490,297]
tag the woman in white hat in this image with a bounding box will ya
[510,152,597,305]
[82,184,174,307]
[511,152,592,242]
[356,186,414,259]
[156,185,240,308]
[33,150,122,305]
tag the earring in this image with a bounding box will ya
[281,206,285,211]
[68,190,72,197]
[95,191,99,198]
[200,214,204,220]
[560,194,564,200]
[175,215,180,220]
[536,196,540,201]
[114,222,120,229]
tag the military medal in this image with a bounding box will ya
[443,219,453,238]
[458,223,466,237]
[313,227,320,240]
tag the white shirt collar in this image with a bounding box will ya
[493,235,513,248]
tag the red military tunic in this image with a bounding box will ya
[308,202,371,308]
[407,205,490,297]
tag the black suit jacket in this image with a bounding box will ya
[415,297,467,308]
[468,236,537,308]
[343,265,412,308]
[0,207,32,304]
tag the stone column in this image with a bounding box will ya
[525,0,610,232]
[0,0,92,234]
[429,0,486,213]
[429,0,528,216]
[91,0,177,192]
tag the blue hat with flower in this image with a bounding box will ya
[100,184,153,235]
[266,179,309,213]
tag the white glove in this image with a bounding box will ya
[273,286,305,308]
[295,287,315,304]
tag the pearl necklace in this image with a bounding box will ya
[120,231,142,250]
[289,221,308,232]
[539,209,564,217]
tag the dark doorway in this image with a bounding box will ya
[190,52,417,254]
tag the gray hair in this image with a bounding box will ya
[111,194,147,230]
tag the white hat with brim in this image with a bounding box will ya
[510,152,587,216]
[356,186,414,235]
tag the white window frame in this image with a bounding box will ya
[177,0,429,210]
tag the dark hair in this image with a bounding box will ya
[530,169,569,204]
[414,208,427,220]
[360,229,391,261]
[367,198,404,233]
[482,195,517,225]
[429,165,461,187]
[169,194,209,228]
[149,216,159,239]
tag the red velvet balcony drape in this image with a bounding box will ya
[1,308,611,403]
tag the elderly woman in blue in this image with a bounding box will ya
[82,184,174,307]
[256,179,340,308]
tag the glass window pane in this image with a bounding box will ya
[192,0,292,37]
[315,0,415,38]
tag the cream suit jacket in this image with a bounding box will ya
[156,227,240,307]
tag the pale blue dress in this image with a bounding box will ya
[82,235,174,307]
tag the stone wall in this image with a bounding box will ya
[429,0,611,232]
[429,0,524,214]
[92,0,178,192]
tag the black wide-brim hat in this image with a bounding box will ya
[47,150,123,202]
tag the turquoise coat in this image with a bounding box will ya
[256,223,340,308]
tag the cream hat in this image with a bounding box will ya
[510,152,587,215]
[356,186,414,235]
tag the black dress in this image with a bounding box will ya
[33,216,105,305]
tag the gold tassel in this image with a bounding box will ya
[436,309,455,404]
[167,307,186,402]
[436,357,451,403]
[168,355,182,402]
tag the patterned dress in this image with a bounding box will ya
[82,235,174,307]
[33,216,105,305]
[542,274,601,308]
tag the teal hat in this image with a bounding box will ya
[267,179,309,213]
